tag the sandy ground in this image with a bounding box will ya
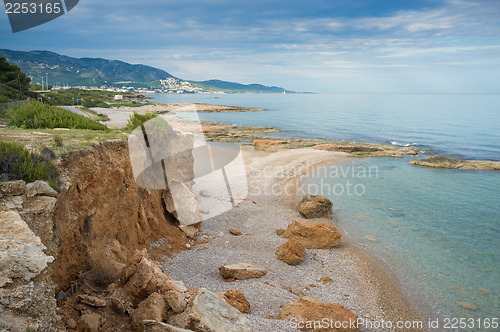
[92,103,262,128]
[158,147,424,331]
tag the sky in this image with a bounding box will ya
[1,0,499,93]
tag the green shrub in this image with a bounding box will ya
[53,134,63,147]
[0,140,58,189]
[6,101,108,130]
[123,111,157,132]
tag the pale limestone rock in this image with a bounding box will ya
[0,211,54,287]
[0,180,26,197]
[168,288,255,331]
[25,180,58,198]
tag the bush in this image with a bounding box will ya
[53,134,63,147]
[123,111,157,132]
[6,101,108,130]
[0,140,58,189]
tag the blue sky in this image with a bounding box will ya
[1,0,499,93]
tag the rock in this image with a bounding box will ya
[217,289,251,314]
[363,235,377,242]
[219,263,267,281]
[276,229,285,236]
[318,275,334,285]
[143,321,192,332]
[132,292,167,329]
[25,180,58,198]
[276,239,305,266]
[76,313,104,332]
[78,294,107,307]
[199,189,211,197]
[478,288,492,296]
[168,288,255,331]
[0,180,26,197]
[410,155,500,170]
[458,301,478,311]
[164,288,189,314]
[67,318,77,329]
[163,182,202,226]
[199,208,210,214]
[281,220,341,249]
[0,211,54,287]
[229,228,243,236]
[179,225,198,239]
[281,286,305,297]
[121,249,188,305]
[278,297,359,332]
[298,194,332,219]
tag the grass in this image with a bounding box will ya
[0,128,127,155]
[0,140,58,189]
[6,101,108,131]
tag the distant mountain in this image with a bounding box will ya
[0,49,174,87]
[0,49,293,93]
[190,79,292,93]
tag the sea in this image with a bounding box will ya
[149,93,499,330]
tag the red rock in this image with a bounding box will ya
[276,239,305,265]
[219,263,267,281]
[278,297,359,332]
[282,220,341,249]
[217,289,251,314]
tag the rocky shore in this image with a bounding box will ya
[410,155,500,170]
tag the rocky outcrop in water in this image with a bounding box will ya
[410,155,500,170]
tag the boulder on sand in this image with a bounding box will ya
[219,263,267,281]
[281,220,341,249]
[217,289,251,314]
[276,239,305,265]
[168,288,255,332]
[298,194,332,219]
[278,296,359,332]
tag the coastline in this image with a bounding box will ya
[90,103,429,330]
[157,147,424,331]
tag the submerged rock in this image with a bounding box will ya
[458,301,478,311]
[281,220,341,249]
[298,194,333,219]
[410,155,500,170]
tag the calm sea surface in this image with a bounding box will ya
[150,93,500,328]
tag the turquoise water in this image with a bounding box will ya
[150,93,499,327]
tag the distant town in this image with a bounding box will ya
[42,77,216,95]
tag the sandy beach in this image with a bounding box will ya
[89,104,425,331]
[156,147,424,331]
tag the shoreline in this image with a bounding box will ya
[157,146,425,331]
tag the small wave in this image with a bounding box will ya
[391,141,413,147]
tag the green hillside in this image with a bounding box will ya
[0,49,175,87]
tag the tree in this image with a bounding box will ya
[0,56,32,102]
